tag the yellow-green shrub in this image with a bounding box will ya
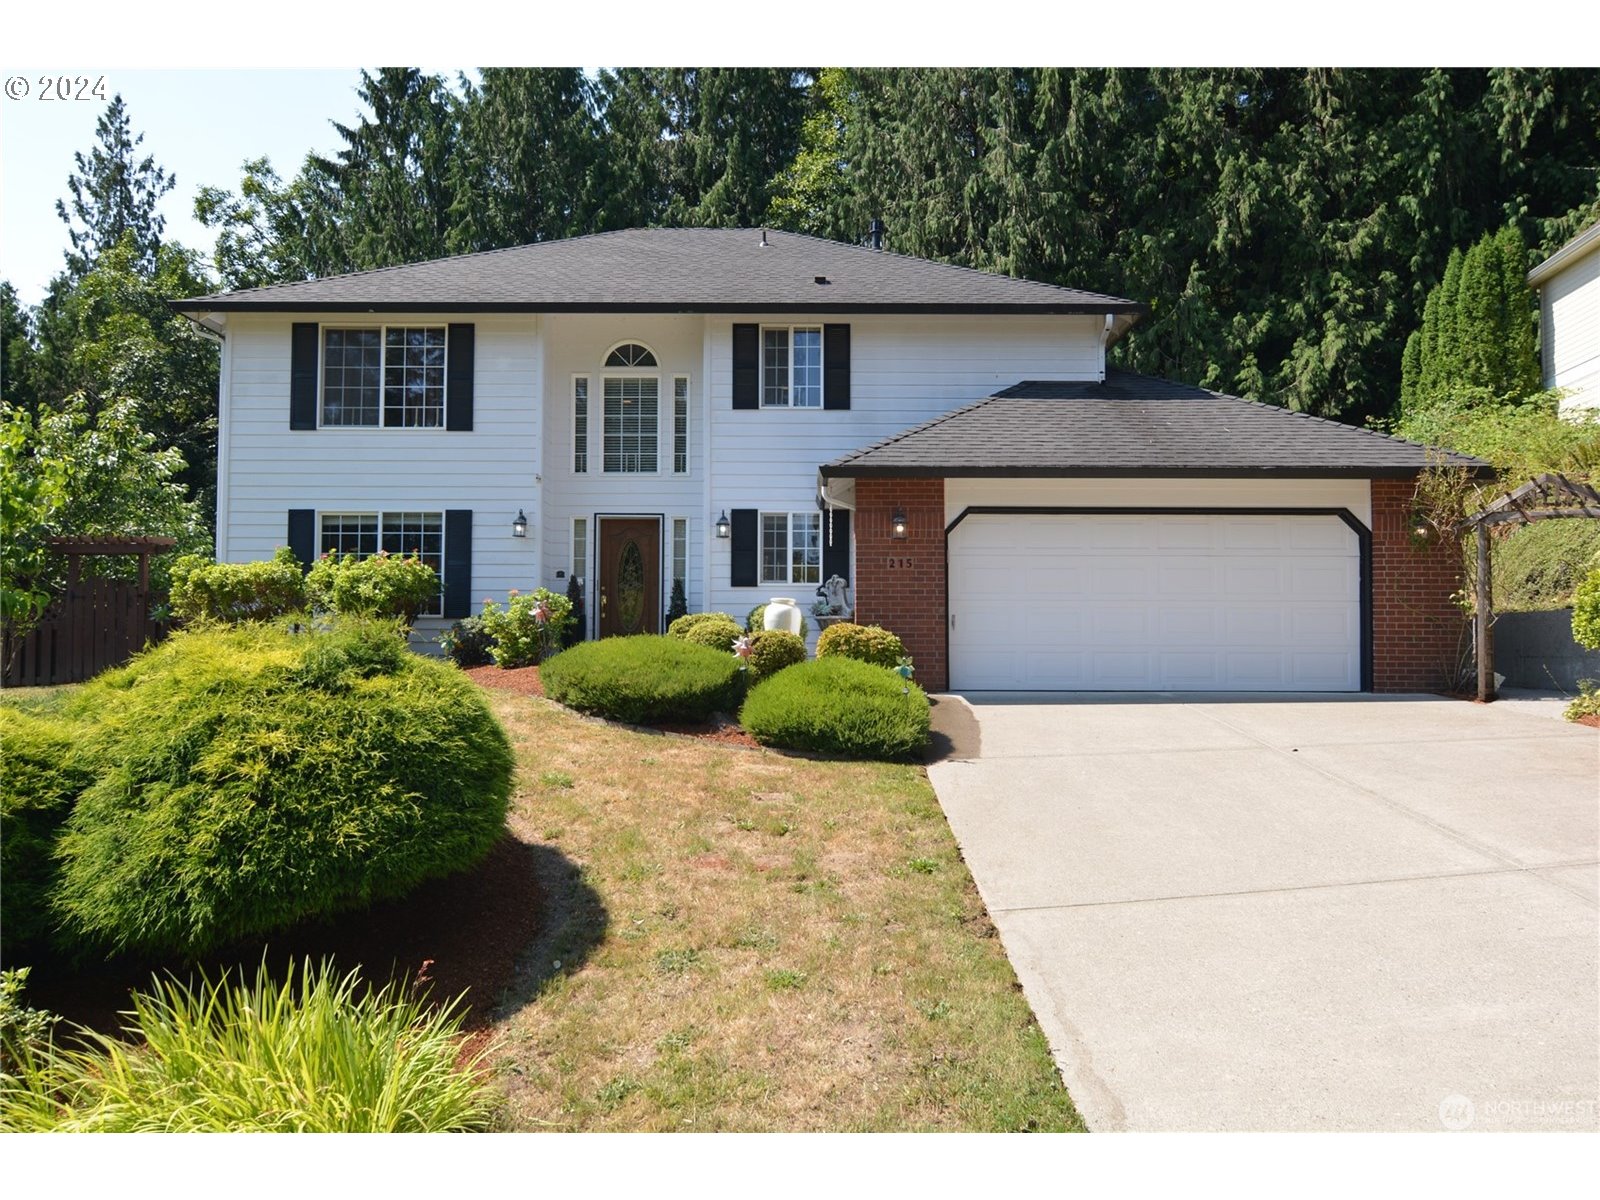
[815,621,907,669]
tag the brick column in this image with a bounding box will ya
[853,477,948,691]
[1371,477,1470,692]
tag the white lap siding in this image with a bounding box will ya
[218,312,542,636]
[705,313,1106,619]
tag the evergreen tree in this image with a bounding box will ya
[1,281,40,417]
[56,94,174,278]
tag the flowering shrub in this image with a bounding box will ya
[170,547,308,624]
[306,550,439,626]
[478,588,573,667]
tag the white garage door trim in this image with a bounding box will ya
[947,506,1370,693]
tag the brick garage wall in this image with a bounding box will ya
[853,478,948,691]
[1371,476,1470,692]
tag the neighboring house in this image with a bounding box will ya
[174,227,1484,694]
[1528,220,1600,415]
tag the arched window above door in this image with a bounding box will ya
[604,342,657,368]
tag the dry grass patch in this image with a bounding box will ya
[484,691,1081,1132]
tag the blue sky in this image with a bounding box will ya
[1,70,384,305]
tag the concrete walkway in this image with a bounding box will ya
[929,693,1600,1131]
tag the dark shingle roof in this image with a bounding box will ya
[172,227,1140,314]
[821,371,1491,479]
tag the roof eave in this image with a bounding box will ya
[819,463,1495,481]
[168,299,1148,316]
[1527,221,1600,287]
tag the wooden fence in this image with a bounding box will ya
[2,536,177,688]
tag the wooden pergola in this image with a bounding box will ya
[1467,473,1600,701]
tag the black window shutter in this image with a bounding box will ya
[732,324,759,409]
[730,509,758,587]
[287,509,315,569]
[823,324,850,410]
[290,323,319,429]
[446,324,475,431]
[822,508,851,583]
[444,510,473,618]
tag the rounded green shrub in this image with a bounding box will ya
[306,550,439,625]
[51,620,514,959]
[667,611,743,652]
[1573,567,1600,650]
[746,603,808,640]
[170,547,308,624]
[746,630,806,682]
[542,635,742,724]
[815,621,907,669]
[0,708,96,952]
[740,657,930,760]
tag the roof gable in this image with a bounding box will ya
[173,227,1141,315]
[822,371,1490,480]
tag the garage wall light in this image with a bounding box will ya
[890,507,908,540]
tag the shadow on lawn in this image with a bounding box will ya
[16,833,607,1039]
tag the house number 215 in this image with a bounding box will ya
[885,556,914,569]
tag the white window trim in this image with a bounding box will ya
[316,508,447,616]
[572,374,591,474]
[317,323,450,431]
[672,374,690,474]
[758,509,822,587]
[759,325,824,410]
[600,369,663,475]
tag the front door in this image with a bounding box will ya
[597,517,662,637]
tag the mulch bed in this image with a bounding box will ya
[468,663,763,748]
[22,834,543,1041]
[1575,713,1600,729]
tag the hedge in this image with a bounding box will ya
[48,620,513,959]
[740,656,929,760]
[541,635,743,724]
[169,548,308,624]
[1573,567,1600,650]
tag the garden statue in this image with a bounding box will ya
[816,574,853,618]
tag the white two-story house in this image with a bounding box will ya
[1528,220,1600,415]
[176,227,1483,694]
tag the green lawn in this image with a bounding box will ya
[482,685,1081,1131]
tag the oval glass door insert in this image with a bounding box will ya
[617,539,644,631]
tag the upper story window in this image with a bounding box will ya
[603,377,658,473]
[322,326,446,427]
[605,342,657,368]
[762,326,822,408]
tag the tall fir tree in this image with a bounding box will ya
[55,94,175,278]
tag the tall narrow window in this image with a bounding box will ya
[573,377,589,473]
[671,518,687,591]
[673,376,689,474]
[572,517,587,584]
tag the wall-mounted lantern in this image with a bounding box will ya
[715,510,731,539]
[890,507,909,540]
[512,509,528,538]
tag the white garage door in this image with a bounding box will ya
[948,512,1360,692]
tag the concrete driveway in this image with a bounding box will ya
[929,693,1599,1131]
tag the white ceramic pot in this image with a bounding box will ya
[763,597,803,636]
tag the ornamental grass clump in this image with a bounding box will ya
[541,635,743,724]
[0,959,498,1133]
[815,621,907,669]
[49,620,513,959]
[740,656,930,760]
[667,611,744,652]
